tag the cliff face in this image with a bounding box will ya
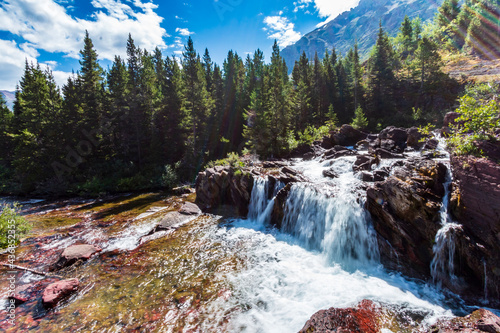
[281,0,442,70]
[450,143,500,306]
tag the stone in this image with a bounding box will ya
[322,168,339,179]
[271,183,292,229]
[443,111,460,128]
[332,124,367,147]
[379,126,408,148]
[359,171,374,182]
[53,244,101,270]
[42,278,79,308]
[156,211,193,231]
[424,138,439,150]
[178,202,201,215]
[406,127,423,148]
[375,148,404,159]
[353,155,379,172]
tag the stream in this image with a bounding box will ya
[0,154,470,332]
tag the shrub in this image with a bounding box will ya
[351,106,369,130]
[0,203,31,249]
[206,152,245,169]
[160,165,178,190]
[447,92,499,156]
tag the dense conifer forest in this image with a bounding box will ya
[0,0,498,196]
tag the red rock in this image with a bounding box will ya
[42,278,79,307]
[432,309,500,333]
[299,300,380,333]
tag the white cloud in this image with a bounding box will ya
[294,0,360,25]
[175,28,193,36]
[0,0,168,89]
[0,39,38,90]
[263,16,302,48]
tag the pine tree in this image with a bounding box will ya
[368,23,396,121]
[0,94,12,166]
[413,37,443,90]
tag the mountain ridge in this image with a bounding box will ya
[282,0,444,70]
[1,90,15,111]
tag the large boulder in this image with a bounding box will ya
[379,126,408,150]
[331,124,367,147]
[42,278,79,308]
[443,111,460,128]
[366,157,447,279]
[301,301,500,333]
[449,153,500,306]
[406,127,423,149]
[195,167,254,216]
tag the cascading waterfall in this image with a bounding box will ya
[431,139,462,287]
[247,157,379,271]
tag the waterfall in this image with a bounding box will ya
[247,158,379,271]
[430,159,461,286]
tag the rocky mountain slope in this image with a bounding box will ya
[282,0,443,69]
[1,90,15,110]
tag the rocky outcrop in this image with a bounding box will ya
[195,166,254,216]
[270,183,292,228]
[42,278,79,308]
[366,157,447,279]
[301,300,500,333]
[449,152,500,306]
[331,125,367,147]
[53,244,102,270]
[178,202,202,215]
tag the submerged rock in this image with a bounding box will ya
[53,244,102,270]
[42,278,79,308]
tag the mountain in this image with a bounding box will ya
[282,0,443,70]
[1,90,15,110]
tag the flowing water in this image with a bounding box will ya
[1,156,461,332]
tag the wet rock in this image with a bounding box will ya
[407,127,423,148]
[359,171,374,182]
[353,155,379,172]
[320,136,334,149]
[282,166,297,175]
[379,126,408,149]
[42,278,79,308]
[431,309,500,333]
[424,138,439,150]
[290,143,314,159]
[322,168,339,179]
[195,167,254,216]
[178,202,201,215]
[373,169,389,182]
[331,124,367,147]
[271,183,292,228]
[375,148,404,159]
[53,244,102,270]
[366,157,447,279]
[157,211,193,231]
[299,300,381,333]
[356,139,370,150]
[279,167,307,185]
[449,154,500,306]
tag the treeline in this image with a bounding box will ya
[436,0,500,59]
[0,3,481,196]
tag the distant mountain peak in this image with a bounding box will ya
[282,0,443,70]
[1,90,15,111]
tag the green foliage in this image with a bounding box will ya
[297,124,330,146]
[206,152,245,169]
[0,204,31,249]
[351,106,368,130]
[447,89,500,156]
[160,165,179,190]
[417,123,437,142]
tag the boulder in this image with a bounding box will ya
[332,124,367,147]
[424,138,439,150]
[53,244,101,270]
[178,202,201,215]
[359,171,374,182]
[42,278,79,308]
[301,301,500,333]
[379,126,408,148]
[366,157,447,278]
[270,183,292,229]
[322,168,339,179]
[299,300,382,333]
[375,148,404,159]
[353,155,379,172]
[406,127,423,148]
[156,211,193,231]
[195,167,254,216]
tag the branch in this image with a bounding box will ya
[0,262,63,279]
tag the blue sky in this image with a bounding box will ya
[0,0,361,91]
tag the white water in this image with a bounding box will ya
[218,157,455,332]
[431,138,462,287]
